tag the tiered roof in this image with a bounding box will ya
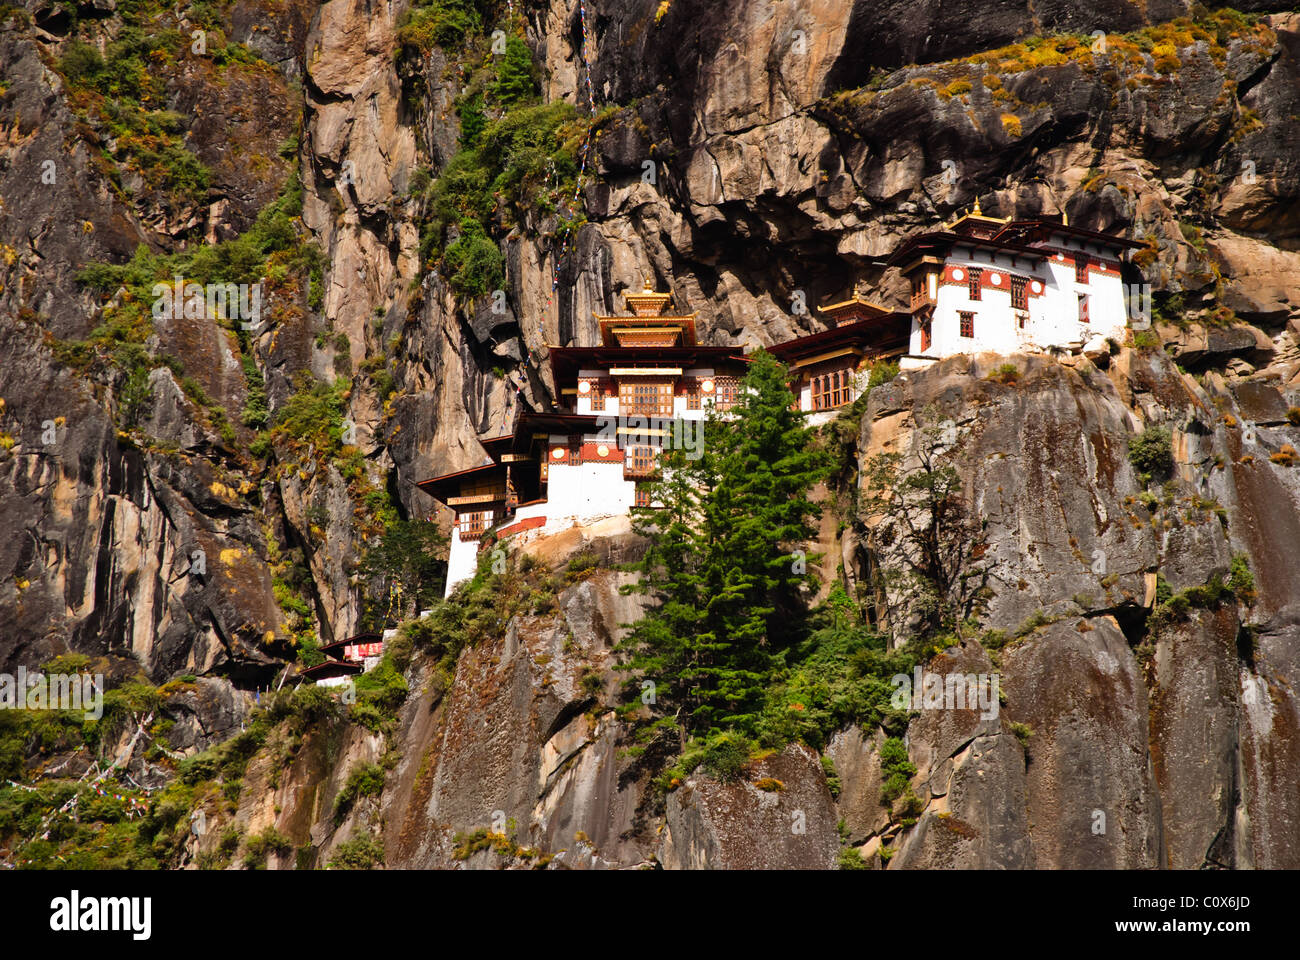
[889,205,1143,271]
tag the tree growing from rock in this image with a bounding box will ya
[859,409,991,643]
[618,351,831,737]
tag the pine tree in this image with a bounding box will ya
[620,351,831,736]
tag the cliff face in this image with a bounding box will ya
[3,0,1300,868]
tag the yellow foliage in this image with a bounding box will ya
[1001,113,1022,137]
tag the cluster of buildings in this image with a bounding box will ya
[300,632,386,687]
[417,210,1142,595]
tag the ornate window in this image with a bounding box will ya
[634,485,653,508]
[620,379,673,417]
[811,374,827,411]
[459,511,489,541]
[960,311,975,338]
[714,376,739,410]
[1075,257,1088,284]
[589,380,606,411]
[967,267,982,301]
[684,379,701,410]
[911,275,927,307]
[1010,276,1027,311]
[625,445,657,478]
[810,368,855,411]
[920,320,932,351]
[1078,294,1089,324]
[567,434,583,466]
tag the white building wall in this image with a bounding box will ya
[445,518,490,597]
[544,461,636,523]
[909,242,1130,359]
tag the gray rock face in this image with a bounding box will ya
[5,0,1300,871]
[852,349,1300,868]
[660,744,840,870]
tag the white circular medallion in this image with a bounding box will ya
[552,447,565,460]
[597,444,609,457]
[990,273,1002,286]
[578,380,591,395]
[1031,280,1042,294]
[952,268,965,282]
[701,379,715,394]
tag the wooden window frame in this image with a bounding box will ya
[459,511,489,541]
[625,444,657,478]
[1075,257,1088,284]
[959,311,975,339]
[1010,276,1027,311]
[714,376,739,410]
[920,320,932,351]
[684,379,701,411]
[967,267,982,301]
[620,378,674,417]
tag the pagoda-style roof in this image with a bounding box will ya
[415,461,507,502]
[548,345,747,385]
[887,230,1049,271]
[995,217,1146,251]
[889,210,1140,270]
[415,410,604,505]
[300,660,363,681]
[768,314,910,366]
[596,314,699,348]
[320,633,382,658]
[622,278,675,316]
[594,279,699,347]
[819,295,893,325]
[942,199,1011,238]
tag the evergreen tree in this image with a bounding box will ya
[490,35,538,107]
[620,351,831,736]
[359,518,447,628]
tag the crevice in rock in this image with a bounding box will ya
[541,696,594,744]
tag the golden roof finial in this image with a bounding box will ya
[643,275,655,293]
[972,197,983,216]
[1062,209,1069,226]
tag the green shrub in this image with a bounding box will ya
[838,846,870,870]
[700,732,753,782]
[1229,553,1256,605]
[328,832,385,869]
[878,736,916,804]
[333,763,386,823]
[491,35,539,106]
[867,360,900,390]
[988,362,1018,384]
[243,826,293,869]
[396,0,483,52]
[1128,426,1173,481]
[442,217,504,299]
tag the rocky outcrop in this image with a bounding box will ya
[5,0,1300,869]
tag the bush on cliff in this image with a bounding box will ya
[1128,426,1173,482]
